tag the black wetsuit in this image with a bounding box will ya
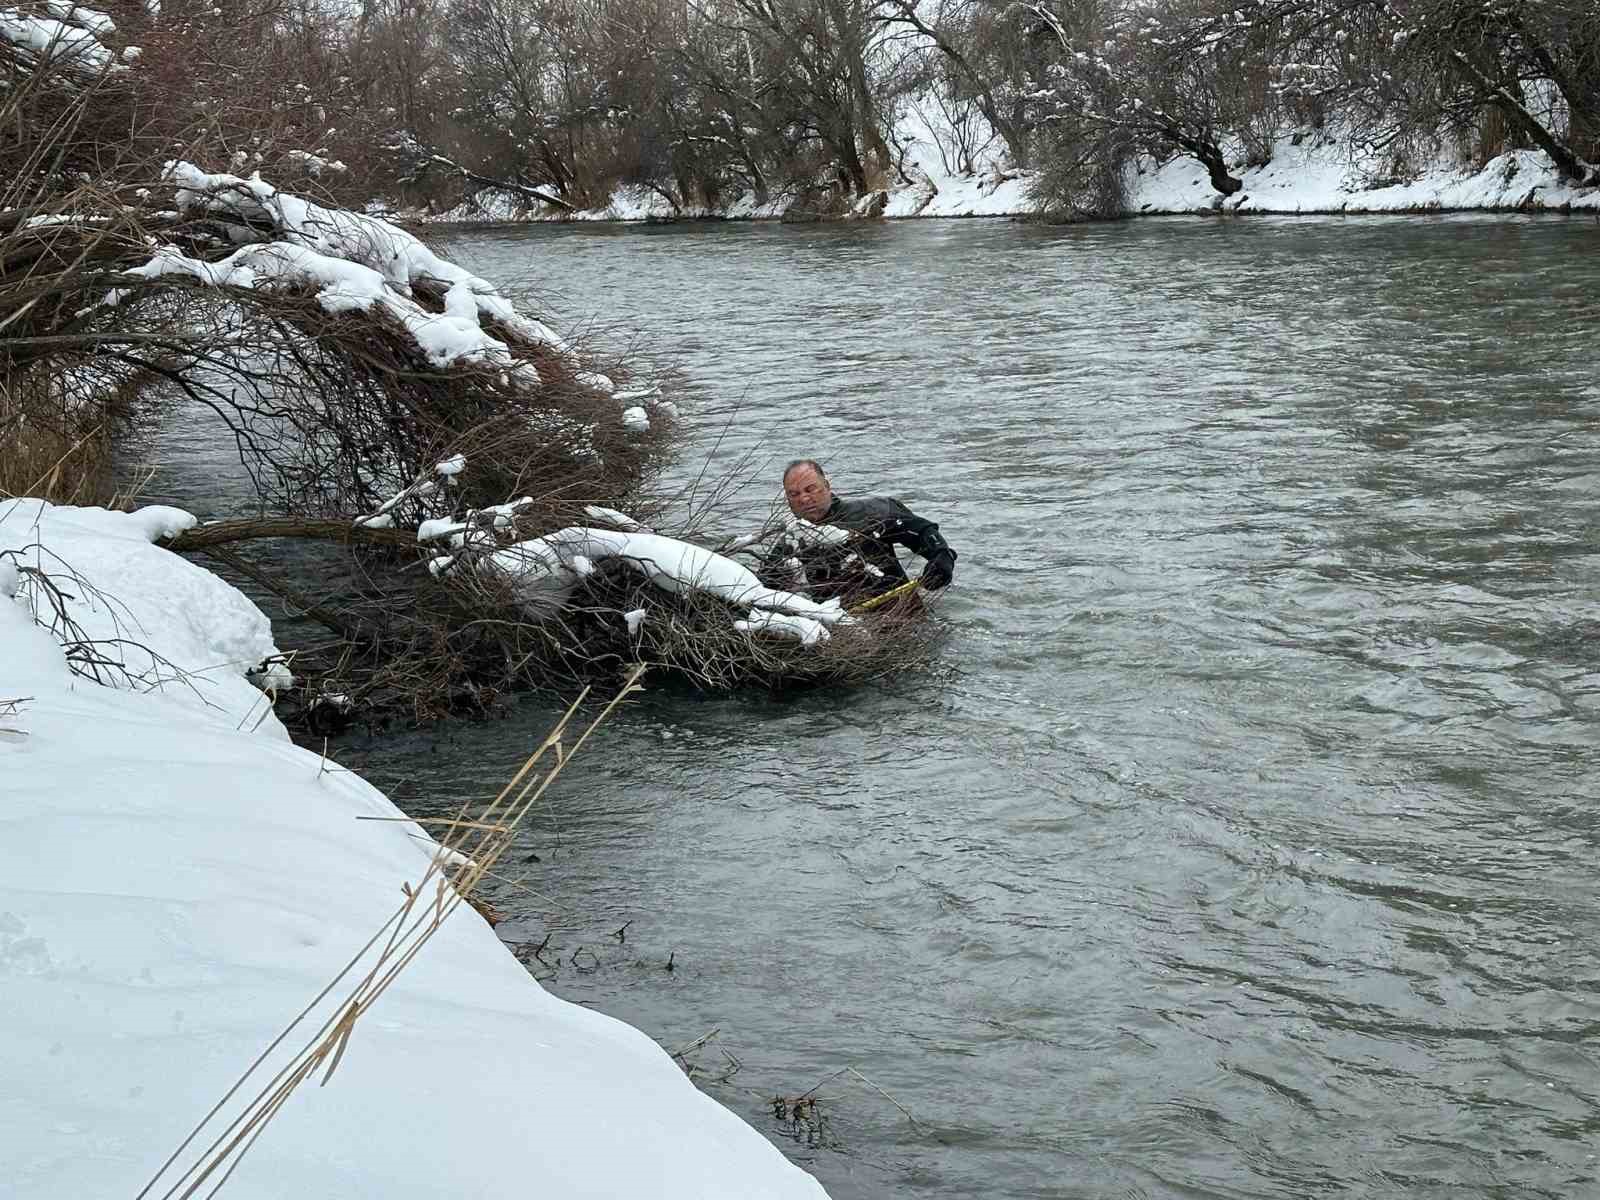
[762,495,956,603]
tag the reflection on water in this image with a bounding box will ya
[148,215,1600,1199]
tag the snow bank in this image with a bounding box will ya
[879,167,1032,218]
[891,133,1599,216]
[1127,138,1600,215]
[0,499,285,735]
[0,502,828,1200]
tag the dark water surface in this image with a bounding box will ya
[202,217,1600,1197]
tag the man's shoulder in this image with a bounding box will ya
[831,495,910,525]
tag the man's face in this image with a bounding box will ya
[784,465,833,521]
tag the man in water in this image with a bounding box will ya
[767,459,956,602]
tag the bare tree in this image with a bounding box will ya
[882,0,1034,167]
[1388,0,1600,184]
[722,0,896,196]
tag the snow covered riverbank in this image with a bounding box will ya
[428,136,1600,224]
[0,500,828,1199]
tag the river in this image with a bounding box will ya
[160,214,1600,1198]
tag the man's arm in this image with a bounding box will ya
[878,500,957,589]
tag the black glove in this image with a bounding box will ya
[920,549,955,590]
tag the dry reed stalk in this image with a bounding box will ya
[0,380,116,505]
[137,666,645,1200]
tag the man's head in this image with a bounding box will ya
[782,459,833,521]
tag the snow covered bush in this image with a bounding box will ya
[1,23,681,720]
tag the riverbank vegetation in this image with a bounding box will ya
[354,0,1596,218]
[0,6,666,726]
[2,0,1595,228]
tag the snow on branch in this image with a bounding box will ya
[381,457,852,655]
[124,163,573,378]
[481,526,853,627]
[0,2,120,77]
[354,455,469,529]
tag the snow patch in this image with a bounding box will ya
[0,500,285,733]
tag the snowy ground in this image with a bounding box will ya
[0,499,828,1200]
[428,132,1598,224]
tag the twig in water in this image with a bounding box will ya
[669,1027,721,1060]
[847,1066,926,1134]
[791,1064,926,1134]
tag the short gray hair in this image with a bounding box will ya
[782,458,827,482]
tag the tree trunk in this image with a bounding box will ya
[160,517,418,553]
[1448,50,1597,185]
[1157,120,1242,195]
[1198,147,1244,196]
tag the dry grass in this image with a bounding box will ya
[137,667,643,1200]
[0,378,120,506]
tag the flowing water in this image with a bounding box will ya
[159,215,1600,1198]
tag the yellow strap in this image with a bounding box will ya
[847,577,922,615]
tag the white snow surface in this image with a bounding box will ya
[783,517,853,550]
[1125,138,1599,216]
[284,148,347,176]
[0,501,829,1200]
[583,504,650,532]
[0,4,118,73]
[0,499,281,735]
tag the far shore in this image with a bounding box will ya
[422,202,1598,228]
[409,142,1600,228]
